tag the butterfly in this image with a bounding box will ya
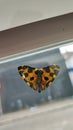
[18,64,60,93]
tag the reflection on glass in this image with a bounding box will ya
[0,43,73,114]
[60,44,73,87]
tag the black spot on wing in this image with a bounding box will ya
[23,66,28,69]
[18,66,23,71]
[28,67,34,73]
[50,73,54,77]
[44,76,49,81]
[30,77,34,81]
[51,65,60,70]
[24,73,28,77]
[19,71,23,76]
[43,67,50,72]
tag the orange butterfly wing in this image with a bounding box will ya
[41,64,60,90]
[18,66,38,90]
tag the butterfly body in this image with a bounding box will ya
[18,64,60,93]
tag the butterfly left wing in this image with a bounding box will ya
[18,66,38,91]
[40,64,60,90]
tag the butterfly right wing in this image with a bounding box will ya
[40,64,60,90]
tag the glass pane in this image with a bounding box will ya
[0,41,73,114]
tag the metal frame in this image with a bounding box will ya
[0,13,73,58]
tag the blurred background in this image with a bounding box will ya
[0,43,73,130]
[0,1,73,129]
[0,44,73,114]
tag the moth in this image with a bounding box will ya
[18,64,60,93]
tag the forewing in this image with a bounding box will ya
[18,66,38,90]
[41,64,60,90]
